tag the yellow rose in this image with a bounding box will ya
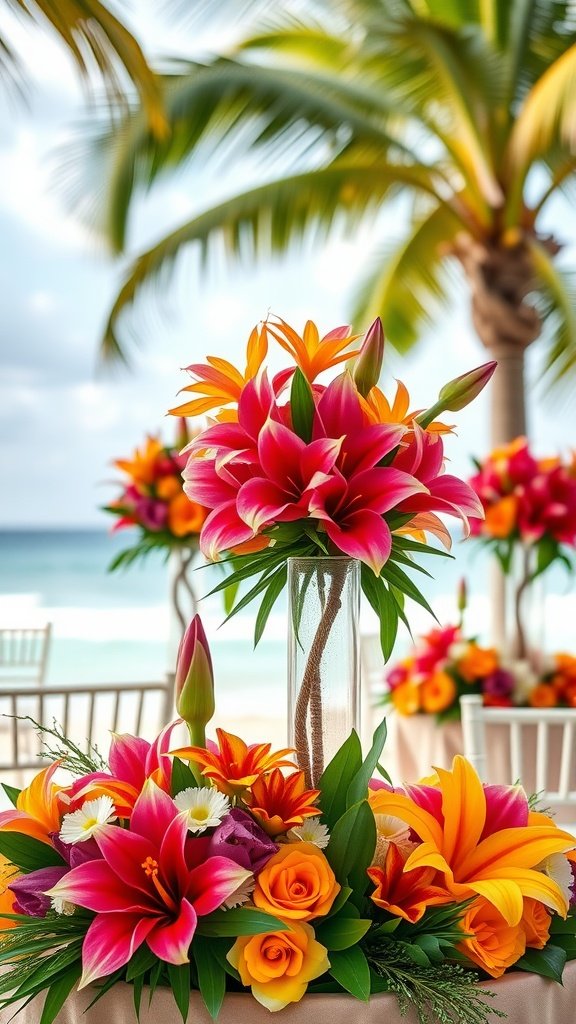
[228,920,329,1011]
[253,842,340,921]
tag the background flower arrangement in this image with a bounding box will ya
[1,616,575,1024]
[468,438,576,662]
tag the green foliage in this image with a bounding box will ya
[290,368,315,442]
[167,963,191,1023]
[326,800,376,891]
[1,783,21,807]
[328,945,371,1001]
[18,715,107,775]
[315,913,372,951]
[318,730,363,827]
[346,716,387,807]
[193,940,227,1019]
[515,944,567,982]
[196,908,290,937]
[0,832,65,873]
[171,757,198,795]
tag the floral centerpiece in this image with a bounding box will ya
[468,438,576,662]
[170,314,494,783]
[1,617,575,1024]
[104,420,209,628]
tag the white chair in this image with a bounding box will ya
[0,624,52,686]
[0,676,175,773]
[460,694,576,823]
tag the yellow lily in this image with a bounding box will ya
[0,763,64,846]
[370,756,575,925]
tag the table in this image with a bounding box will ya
[8,960,576,1023]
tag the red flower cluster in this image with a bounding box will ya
[468,438,576,547]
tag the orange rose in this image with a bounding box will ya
[483,496,518,539]
[457,644,498,682]
[529,683,557,708]
[521,898,551,950]
[253,842,340,921]
[391,681,421,715]
[458,898,526,978]
[228,920,329,1011]
[420,670,457,714]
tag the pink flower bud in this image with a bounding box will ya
[175,615,215,744]
[353,318,384,397]
[437,362,497,412]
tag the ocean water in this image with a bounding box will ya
[1,529,575,708]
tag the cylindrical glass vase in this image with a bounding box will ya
[287,556,361,788]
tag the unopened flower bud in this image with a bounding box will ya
[417,362,496,428]
[353,318,384,397]
[175,615,215,746]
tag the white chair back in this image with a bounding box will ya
[461,694,576,812]
[0,676,175,773]
[0,625,52,686]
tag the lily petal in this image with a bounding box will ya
[79,913,155,989]
[146,898,197,964]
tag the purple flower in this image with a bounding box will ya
[208,808,277,873]
[10,866,68,917]
[483,669,515,699]
[136,497,168,532]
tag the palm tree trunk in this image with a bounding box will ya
[455,234,539,652]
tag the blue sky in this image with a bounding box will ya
[1,5,575,528]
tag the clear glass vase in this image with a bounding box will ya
[287,556,361,788]
[503,544,545,672]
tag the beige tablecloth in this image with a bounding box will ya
[385,713,576,824]
[6,961,576,1024]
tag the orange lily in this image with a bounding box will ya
[171,729,295,797]
[115,436,164,487]
[0,763,64,846]
[246,769,320,837]
[369,756,575,926]
[368,842,451,923]
[265,316,360,382]
[170,324,268,420]
[361,380,453,434]
[167,491,208,537]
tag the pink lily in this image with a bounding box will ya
[47,781,251,988]
[61,721,179,818]
[392,428,483,533]
[236,419,343,533]
[308,466,426,574]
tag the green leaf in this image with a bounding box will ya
[167,962,191,1023]
[347,716,387,807]
[196,908,290,937]
[318,731,362,828]
[534,535,559,579]
[193,940,226,1020]
[325,885,353,919]
[516,944,567,982]
[371,917,401,936]
[316,916,372,951]
[171,758,198,797]
[381,562,437,620]
[361,567,399,661]
[125,945,158,981]
[328,946,371,1001]
[327,800,376,889]
[290,367,315,442]
[254,566,288,647]
[223,579,240,616]
[133,973,144,1021]
[0,833,65,873]
[1,784,21,807]
[39,966,81,1024]
[209,937,241,982]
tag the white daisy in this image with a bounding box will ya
[59,796,116,845]
[50,896,75,916]
[288,819,330,849]
[222,874,256,910]
[537,852,574,903]
[372,813,417,867]
[174,786,230,833]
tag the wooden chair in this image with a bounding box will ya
[0,676,175,774]
[460,694,576,824]
[0,624,53,686]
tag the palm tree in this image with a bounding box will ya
[81,0,575,444]
[1,0,164,132]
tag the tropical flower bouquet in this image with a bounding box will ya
[171,314,494,783]
[103,420,209,627]
[1,617,576,1024]
[468,438,576,662]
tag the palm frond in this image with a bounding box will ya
[529,239,576,387]
[350,203,463,353]
[508,42,576,173]
[100,160,441,360]
[4,0,165,132]
[61,57,425,253]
